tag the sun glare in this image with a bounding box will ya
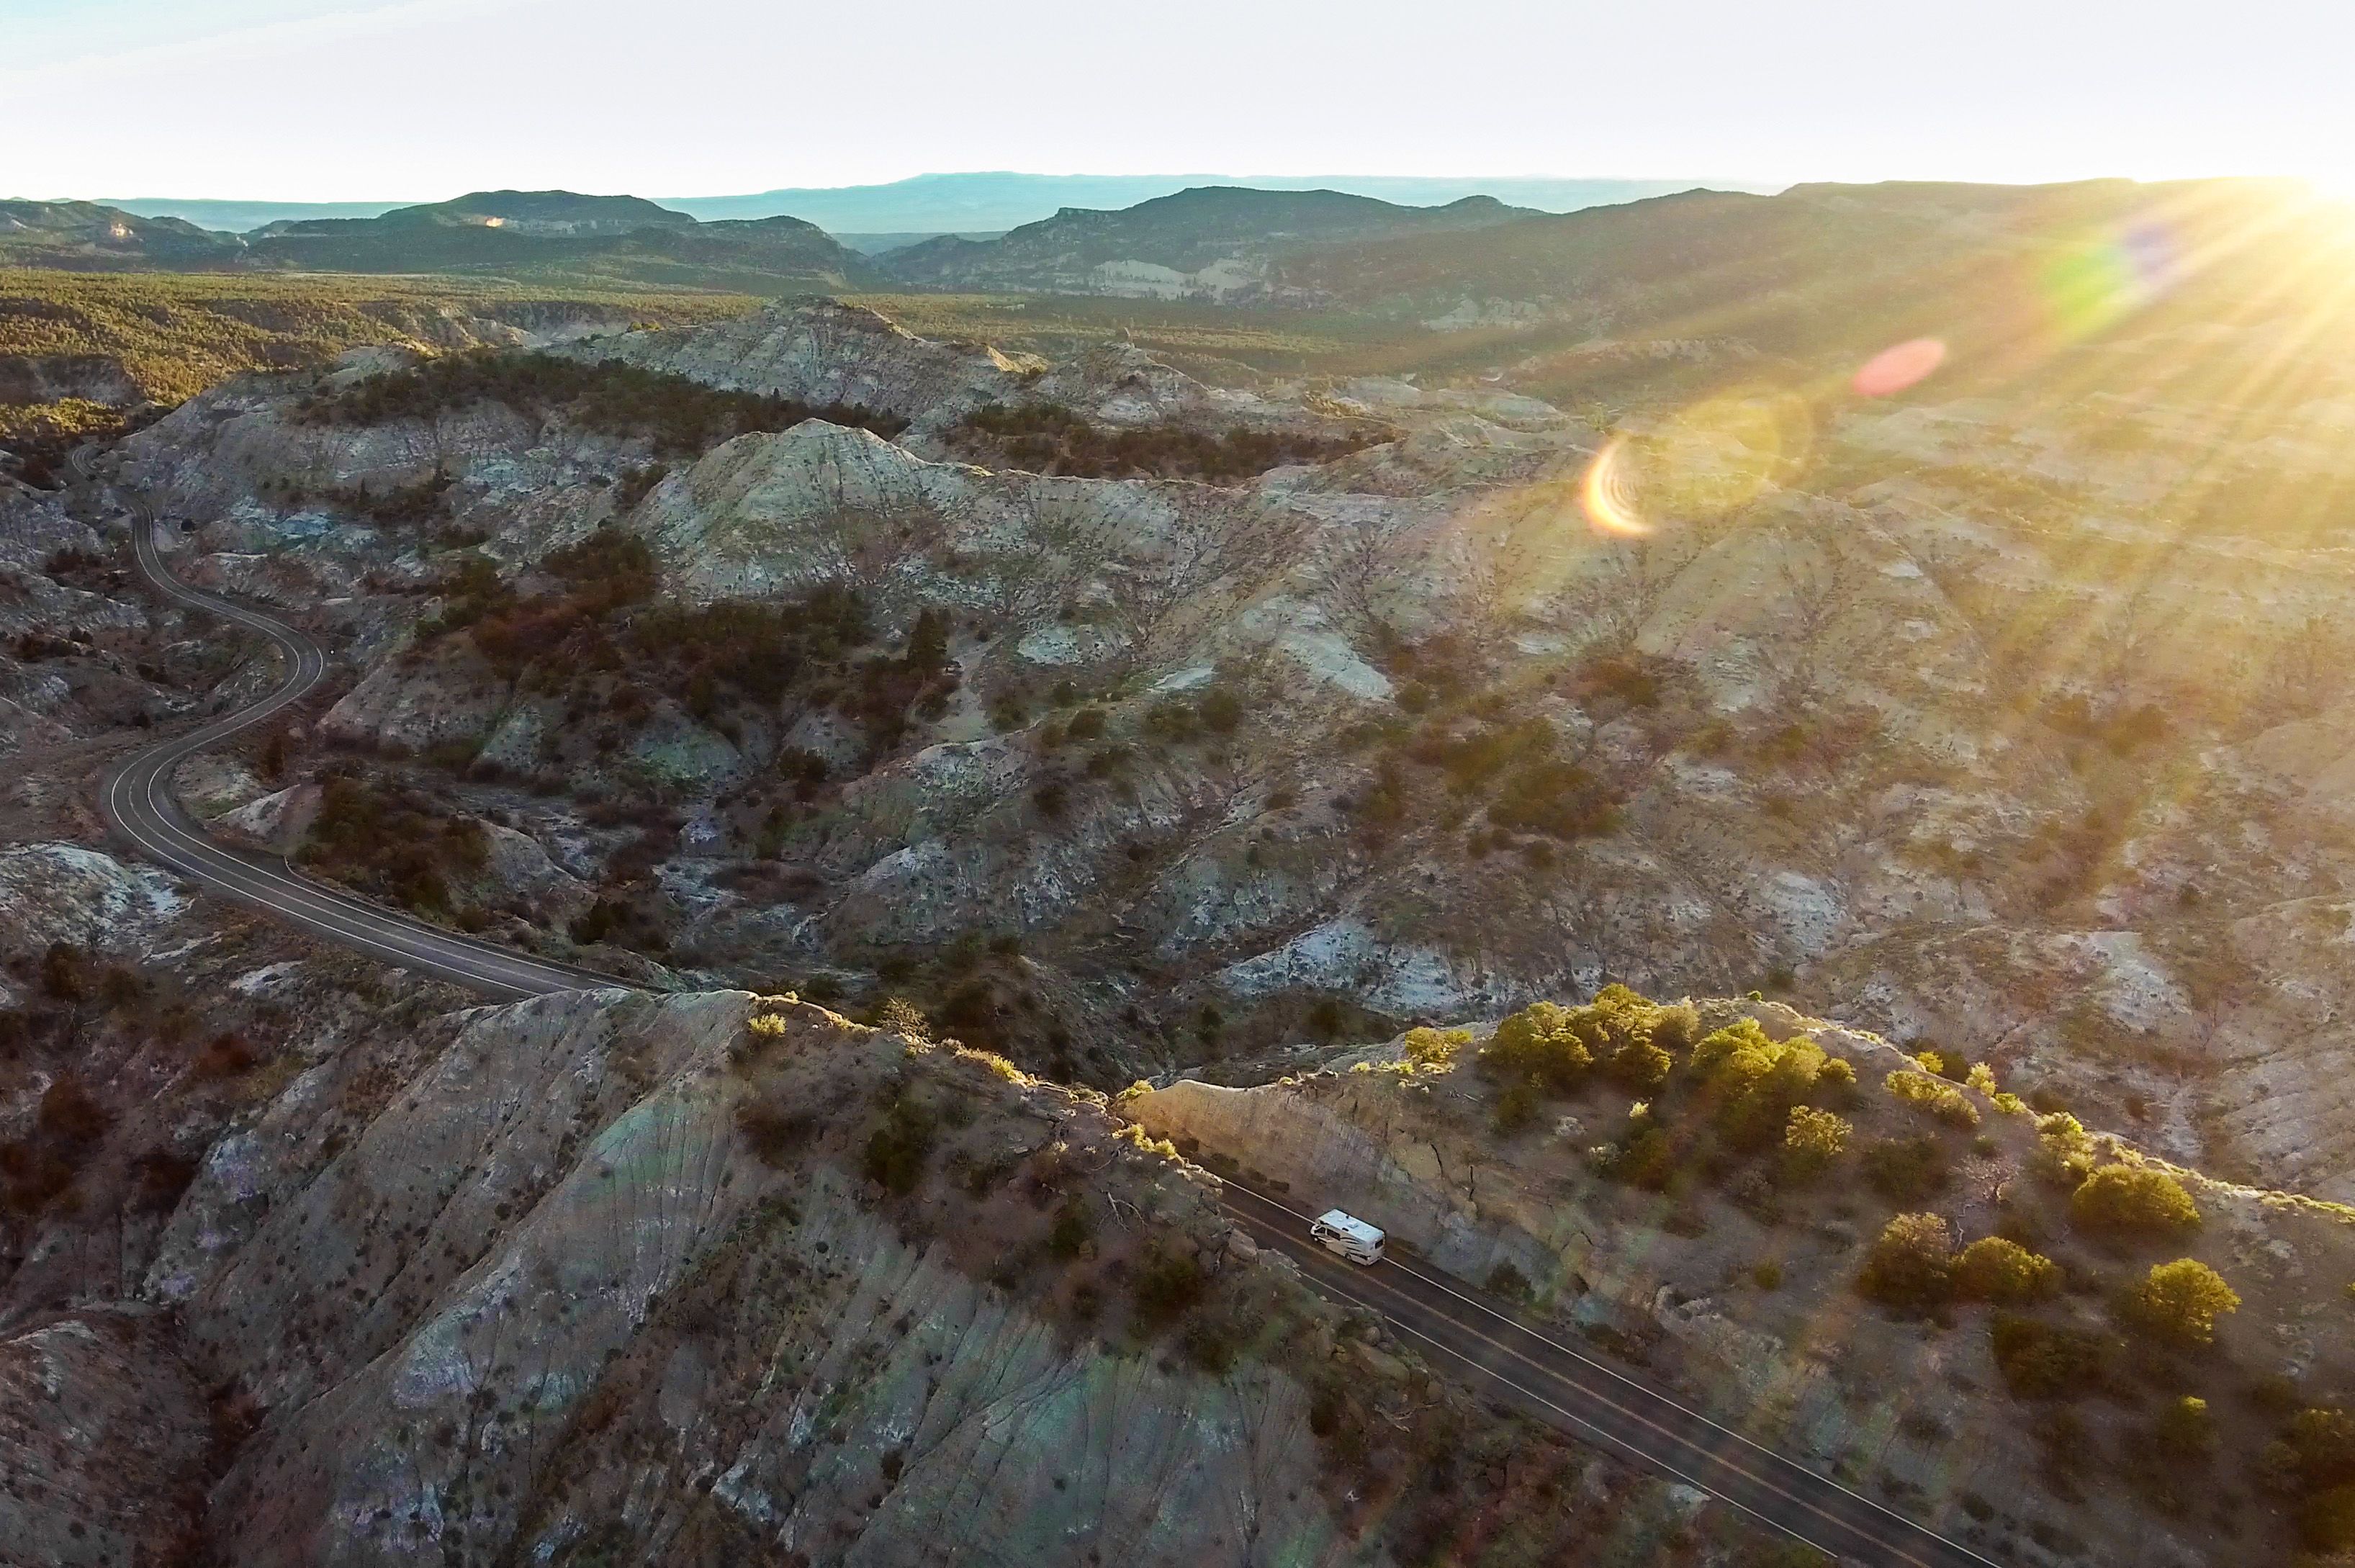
[1579,436,1649,537]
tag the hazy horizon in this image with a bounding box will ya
[13,0,2352,202]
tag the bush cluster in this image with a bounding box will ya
[2071,1163,2201,1237]
[2266,1406,2355,1551]
[1392,713,1624,844]
[1991,1314,2116,1399]
[296,349,908,456]
[951,401,1372,482]
[2127,1258,2241,1346]
[300,772,490,916]
[1883,1067,1981,1128]
[1859,1215,2066,1317]
[1688,1019,1845,1151]
[1482,986,1696,1107]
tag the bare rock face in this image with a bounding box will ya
[127,989,1350,1568]
[0,1310,214,1567]
[320,636,513,753]
[561,300,1045,440]
[473,819,595,924]
[627,418,1300,649]
[213,780,324,853]
[0,842,185,958]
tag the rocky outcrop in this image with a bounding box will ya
[26,988,1354,1568]
[559,300,1044,439]
[0,1310,215,1568]
[320,637,513,753]
[0,843,185,957]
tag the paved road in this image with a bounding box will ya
[1218,1180,2007,1568]
[73,455,2002,1565]
[79,454,626,1001]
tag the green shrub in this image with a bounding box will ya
[1690,1021,1831,1150]
[2155,1395,2215,1456]
[861,1095,937,1195]
[1488,758,1621,840]
[2303,1485,2355,1553]
[1649,1001,1703,1055]
[1990,1314,2112,1399]
[2071,1164,2200,1236]
[1884,1067,1981,1127]
[1610,1126,1678,1191]
[1861,1135,1949,1202]
[2032,1111,2097,1184]
[1047,1200,1092,1260]
[1131,1246,1207,1327]
[1953,1236,2062,1304]
[1782,1105,1851,1173]
[1480,1001,1593,1094]
[1858,1212,1955,1314]
[2128,1258,2241,1347]
[2274,1407,2355,1492]
[1400,1026,1469,1071]
[1492,1080,1543,1135]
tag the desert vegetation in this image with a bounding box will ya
[294,348,907,455]
[947,399,1374,480]
[298,770,492,919]
[0,268,754,480]
[1161,985,2355,1561]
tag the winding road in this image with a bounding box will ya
[75,453,2006,1567]
[81,453,624,1001]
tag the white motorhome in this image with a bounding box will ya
[1309,1209,1386,1265]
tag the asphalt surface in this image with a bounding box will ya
[1219,1179,2008,1568]
[75,454,2004,1565]
[81,454,626,1001]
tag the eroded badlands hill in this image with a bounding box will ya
[0,886,1779,1568]
[68,291,2355,1214]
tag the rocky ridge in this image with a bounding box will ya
[70,289,2355,1213]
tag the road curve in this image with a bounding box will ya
[81,455,629,1001]
[1220,1179,2009,1568]
[76,456,2002,1564]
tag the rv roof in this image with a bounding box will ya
[1315,1209,1384,1244]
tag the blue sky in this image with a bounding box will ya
[12,0,2355,200]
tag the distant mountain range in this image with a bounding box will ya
[0,199,246,267]
[94,173,1745,238]
[19,177,2315,371]
[655,172,1739,232]
[1,191,878,292]
[874,186,1538,299]
[2,184,1577,297]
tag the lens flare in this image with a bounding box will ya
[1579,390,1813,536]
[2040,218,2179,339]
[1580,436,1649,536]
[1852,337,1947,397]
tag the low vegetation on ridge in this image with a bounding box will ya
[1163,985,2355,1562]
